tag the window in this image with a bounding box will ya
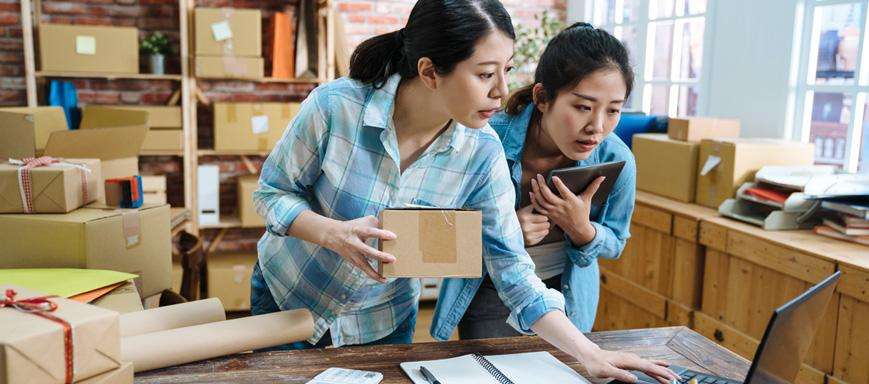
[793,0,868,172]
[592,0,710,116]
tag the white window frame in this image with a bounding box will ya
[792,0,867,172]
[589,0,715,117]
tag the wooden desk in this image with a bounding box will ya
[135,327,749,384]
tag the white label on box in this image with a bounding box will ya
[700,155,722,176]
[75,35,97,55]
[251,115,269,135]
[211,21,233,42]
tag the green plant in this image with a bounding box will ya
[511,10,565,90]
[141,32,170,56]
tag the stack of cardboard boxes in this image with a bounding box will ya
[633,117,814,209]
[194,8,264,79]
[0,106,173,301]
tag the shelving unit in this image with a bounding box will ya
[19,0,337,237]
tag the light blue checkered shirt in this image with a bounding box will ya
[254,74,564,346]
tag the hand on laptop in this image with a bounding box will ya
[581,348,678,384]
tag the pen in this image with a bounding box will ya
[419,365,441,384]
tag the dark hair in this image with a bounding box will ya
[349,0,515,88]
[505,22,634,115]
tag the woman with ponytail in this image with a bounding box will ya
[251,0,677,380]
[458,21,638,343]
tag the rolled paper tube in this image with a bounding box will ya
[122,309,315,372]
[120,297,226,337]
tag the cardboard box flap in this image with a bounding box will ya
[44,126,147,160]
[0,107,69,159]
[80,107,149,130]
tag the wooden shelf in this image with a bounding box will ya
[198,149,271,156]
[140,150,184,156]
[35,71,183,81]
[200,217,242,229]
[196,76,324,84]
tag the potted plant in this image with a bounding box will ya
[142,32,170,75]
[511,10,565,89]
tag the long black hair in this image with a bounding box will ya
[349,0,515,88]
[505,22,634,115]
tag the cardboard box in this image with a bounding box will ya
[92,281,144,315]
[142,129,183,152]
[213,102,300,151]
[0,204,173,297]
[39,23,138,74]
[0,286,121,384]
[237,175,264,227]
[696,138,815,208]
[77,362,133,384]
[81,106,183,152]
[633,134,700,203]
[0,107,68,159]
[194,8,262,57]
[378,208,482,278]
[195,56,264,79]
[207,252,257,311]
[668,117,741,142]
[142,175,168,205]
[0,158,101,213]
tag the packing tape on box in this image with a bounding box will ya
[702,143,724,205]
[121,210,141,248]
[121,309,314,372]
[221,56,247,76]
[420,210,457,263]
[120,297,226,337]
[226,103,237,123]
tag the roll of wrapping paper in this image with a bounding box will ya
[119,297,226,337]
[122,309,314,372]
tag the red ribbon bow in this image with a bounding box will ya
[1,289,74,384]
[16,156,90,213]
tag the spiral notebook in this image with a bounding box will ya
[400,351,590,384]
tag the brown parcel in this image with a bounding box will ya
[632,133,699,203]
[0,107,68,159]
[0,204,172,297]
[237,175,264,227]
[194,8,262,57]
[207,252,257,311]
[0,158,101,213]
[92,281,144,315]
[0,285,121,384]
[76,362,133,384]
[378,209,482,278]
[213,102,300,151]
[39,23,138,74]
[696,138,815,208]
[667,117,741,142]
[81,106,182,152]
[195,56,264,79]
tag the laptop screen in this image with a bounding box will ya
[747,272,839,384]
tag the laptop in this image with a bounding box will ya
[613,271,841,384]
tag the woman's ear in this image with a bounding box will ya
[532,83,549,113]
[417,57,438,90]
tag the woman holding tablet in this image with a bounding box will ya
[457,23,637,338]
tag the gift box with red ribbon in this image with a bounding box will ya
[0,157,101,213]
[0,286,121,384]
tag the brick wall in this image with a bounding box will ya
[0,0,564,252]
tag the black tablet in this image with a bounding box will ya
[546,161,626,206]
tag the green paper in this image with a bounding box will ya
[0,269,138,298]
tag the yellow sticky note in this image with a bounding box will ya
[76,35,97,55]
[0,269,137,298]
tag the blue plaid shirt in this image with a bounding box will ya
[254,75,564,346]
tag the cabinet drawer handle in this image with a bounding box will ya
[714,329,724,342]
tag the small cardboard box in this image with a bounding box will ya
[194,8,262,57]
[142,129,183,152]
[696,138,815,208]
[378,208,482,278]
[0,204,173,297]
[76,362,133,384]
[633,133,699,203]
[0,107,69,159]
[82,106,183,152]
[0,286,121,384]
[91,280,144,315]
[668,117,741,142]
[39,23,138,74]
[0,158,101,213]
[195,56,264,79]
[237,175,264,227]
[141,175,168,205]
[207,252,257,311]
[213,102,299,151]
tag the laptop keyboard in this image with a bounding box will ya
[678,370,741,384]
